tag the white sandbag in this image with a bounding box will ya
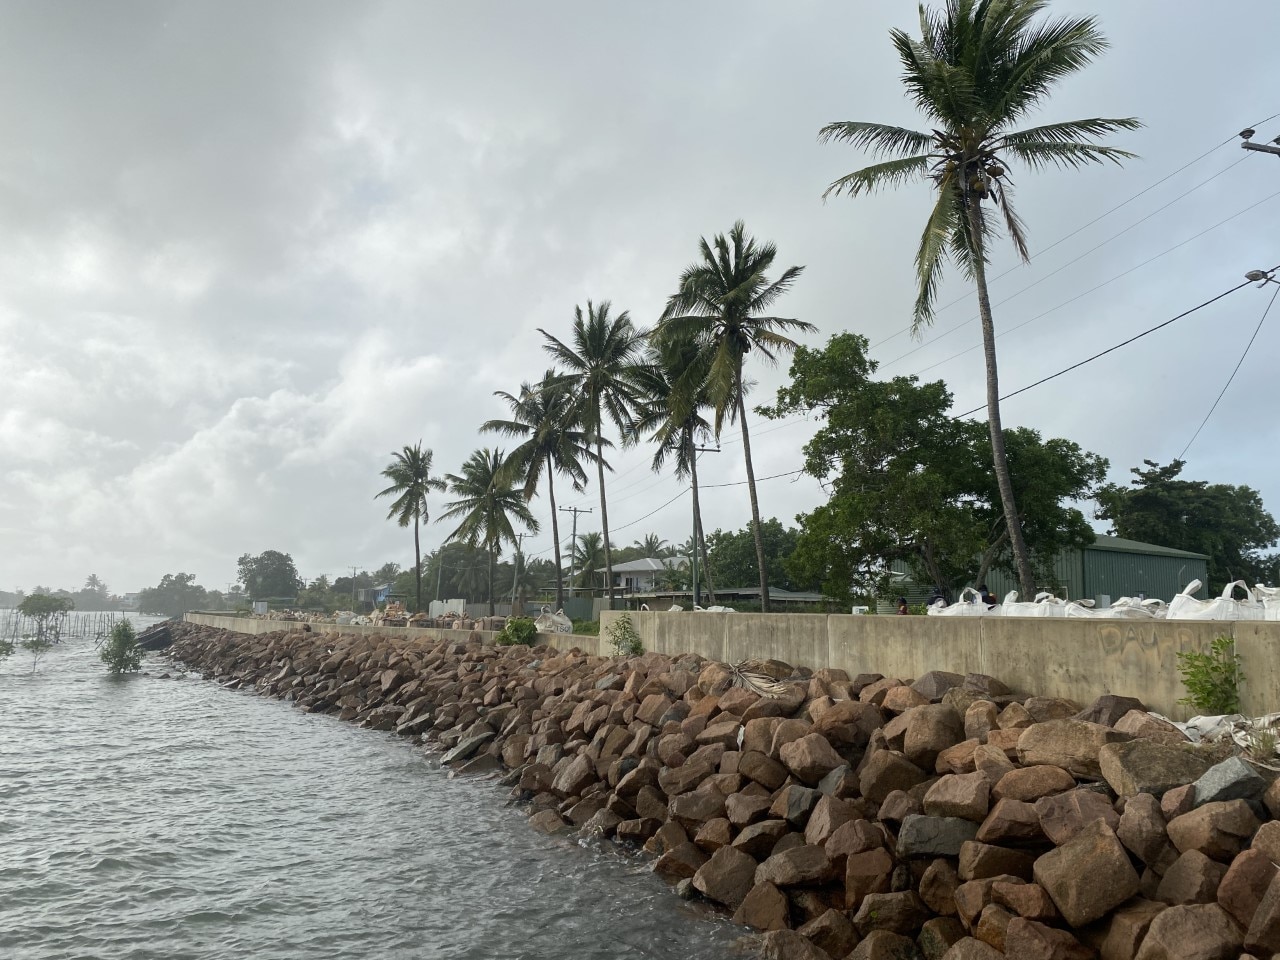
[1166,580,1265,621]
[927,587,999,617]
[533,605,573,634]
[1256,585,1280,621]
[1002,591,1068,618]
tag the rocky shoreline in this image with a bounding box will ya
[164,621,1280,960]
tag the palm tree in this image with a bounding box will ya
[375,443,446,612]
[570,532,607,591]
[482,370,603,611]
[632,533,670,558]
[439,448,539,615]
[539,301,646,605]
[633,338,719,604]
[818,0,1139,595]
[655,222,813,612]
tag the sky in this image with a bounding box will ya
[2,0,1278,595]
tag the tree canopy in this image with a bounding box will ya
[138,573,211,617]
[236,550,303,599]
[1096,460,1279,591]
[764,333,1107,603]
[705,519,813,594]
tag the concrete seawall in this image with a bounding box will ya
[185,612,603,656]
[598,610,1280,719]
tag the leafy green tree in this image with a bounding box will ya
[705,519,812,594]
[439,448,539,615]
[655,221,813,611]
[138,573,210,617]
[100,619,143,675]
[765,332,1107,603]
[16,594,74,669]
[819,0,1139,597]
[539,301,646,604]
[376,443,446,612]
[1096,460,1280,591]
[236,550,302,600]
[482,370,601,609]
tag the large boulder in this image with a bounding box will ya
[993,765,1076,803]
[1218,847,1278,930]
[924,772,991,822]
[852,891,931,936]
[1032,820,1140,926]
[779,733,845,786]
[732,880,790,932]
[1135,903,1245,960]
[1017,719,1131,780]
[1193,756,1268,806]
[904,704,965,769]
[1098,740,1217,798]
[759,929,832,960]
[692,845,758,909]
[897,814,979,858]
[860,750,929,805]
[754,844,836,887]
[1167,799,1261,862]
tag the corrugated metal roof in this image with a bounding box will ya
[1088,534,1208,560]
[594,557,689,573]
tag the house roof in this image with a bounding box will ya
[1087,534,1208,560]
[595,556,689,573]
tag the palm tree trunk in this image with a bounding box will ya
[688,441,715,604]
[413,513,422,613]
[736,387,771,612]
[596,438,614,606]
[547,457,564,610]
[487,542,496,617]
[966,197,1037,597]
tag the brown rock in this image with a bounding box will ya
[935,740,979,775]
[973,903,1012,952]
[1033,820,1141,926]
[1167,799,1261,862]
[918,917,966,959]
[758,929,831,960]
[658,757,714,796]
[972,744,1016,783]
[744,717,786,755]
[845,847,895,911]
[860,677,905,705]
[1115,709,1191,745]
[1218,848,1278,930]
[879,790,925,826]
[976,797,1045,844]
[669,790,727,829]
[965,701,1000,743]
[1117,791,1169,865]
[780,733,845,786]
[755,844,836,887]
[637,693,674,726]
[771,784,821,827]
[1250,819,1280,863]
[812,698,885,747]
[733,880,790,932]
[1155,849,1227,904]
[797,909,859,959]
[1246,871,1280,953]
[939,938,1004,959]
[653,840,708,881]
[1160,783,1196,820]
[997,702,1034,729]
[697,718,743,749]
[1004,917,1092,959]
[1024,697,1080,723]
[953,876,1022,928]
[1098,739,1217,798]
[992,880,1057,921]
[1135,902,1244,960]
[1036,788,1120,846]
[1017,719,1131,780]
[861,750,929,806]
[959,841,1036,881]
[804,794,858,846]
[1265,777,1280,820]
[550,753,597,797]
[1098,898,1165,960]
[851,929,922,959]
[905,705,966,769]
[740,750,790,790]
[694,817,734,852]
[692,845,758,909]
[771,719,815,759]
[925,772,991,822]
[733,819,791,859]
[884,686,930,713]
[1074,694,1146,727]
[727,790,775,827]
[528,808,573,834]
[994,764,1076,803]
[919,858,961,915]
[853,891,931,936]
[825,818,887,861]
[985,727,1023,757]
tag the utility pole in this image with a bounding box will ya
[510,532,528,606]
[1240,128,1280,158]
[559,506,592,598]
[690,443,720,608]
[349,566,358,610]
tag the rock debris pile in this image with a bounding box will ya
[165,621,1280,960]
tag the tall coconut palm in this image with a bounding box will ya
[633,338,719,604]
[539,301,646,605]
[439,448,539,615]
[656,222,812,612]
[819,0,1139,595]
[481,370,603,610]
[632,533,671,559]
[375,442,446,612]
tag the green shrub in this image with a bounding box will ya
[496,616,538,646]
[100,619,143,675]
[572,619,599,636]
[1177,635,1243,715]
[605,613,643,658]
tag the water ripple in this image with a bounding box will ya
[0,632,740,960]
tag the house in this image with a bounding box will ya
[594,557,689,594]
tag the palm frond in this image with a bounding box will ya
[816,121,934,157]
[822,155,932,200]
[999,138,1138,170]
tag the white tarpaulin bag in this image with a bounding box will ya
[1256,585,1280,622]
[1002,591,1068,618]
[533,606,574,634]
[926,587,1001,617]
[1167,580,1265,621]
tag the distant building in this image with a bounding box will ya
[593,557,689,595]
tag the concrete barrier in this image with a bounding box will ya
[184,613,603,657]
[600,610,1280,720]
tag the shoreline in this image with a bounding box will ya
[164,621,1280,960]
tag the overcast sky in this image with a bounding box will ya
[2,1,1278,595]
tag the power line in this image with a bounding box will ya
[1179,277,1280,459]
[867,115,1273,352]
[953,272,1269,420]
[910,188,1280,378]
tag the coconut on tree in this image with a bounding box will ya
[438,448,539,616]
[481,369,604,610]
[654,222,812,612]
[819,0,1139,595]
[539,301,646,606]
[375,442,446,612]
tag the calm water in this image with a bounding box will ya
[0,627,740,960]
